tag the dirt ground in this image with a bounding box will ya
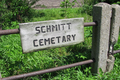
[32,0,84,9]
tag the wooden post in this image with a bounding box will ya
[91,3,112,73]
[107,4,120,72]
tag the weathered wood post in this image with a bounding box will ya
[91,3,112,73]
[107,4,120,72]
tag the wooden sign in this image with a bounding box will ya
[19,18,84,53]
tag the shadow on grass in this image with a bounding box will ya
[64,44,92,69]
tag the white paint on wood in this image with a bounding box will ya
[19,18,84,53]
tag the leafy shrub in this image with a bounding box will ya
[60,0,76,8]
[0,0,6,27]
[4,0,39,22]
[81,0,120,16]
[80,0,94,16]
[0,0,39,28]
[81,4,93,15]
[60,0,77,17]
[115,1,120,5]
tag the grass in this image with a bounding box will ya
[0,8,120,80]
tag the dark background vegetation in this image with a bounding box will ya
[0,0,120,26]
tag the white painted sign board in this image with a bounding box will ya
[19,18,84,53]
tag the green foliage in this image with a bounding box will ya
[4,0,39,21]
[0,8,94,79]
[115,1,120,5]
[60,0,77,17]
[82,0,120,16]
[80,0,94,16]
[0,0,39,28]
[1,7,120,80]
[0,0,6,26]
[81,4,93,16]
[60,0,77,8]
[84,0,94,5]
[0,0,6,13]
